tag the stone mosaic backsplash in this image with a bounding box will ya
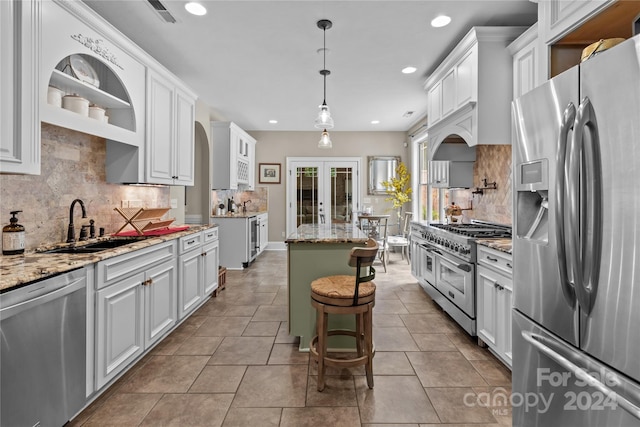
[0,124,170,252]
[471,144,512,225]
[445,145,512,226]
[212,188,268,214]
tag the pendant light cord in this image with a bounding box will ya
[323,25,327,103]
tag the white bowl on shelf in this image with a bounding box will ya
[62,94,89,116]
[89,105,105,121]
[47,86,64,107]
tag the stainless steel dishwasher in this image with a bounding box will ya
[1,268,87,427]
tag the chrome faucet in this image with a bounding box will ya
[67,199,87,243]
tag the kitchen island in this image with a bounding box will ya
[286,223,369,351]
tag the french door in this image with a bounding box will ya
[286,158,361,236]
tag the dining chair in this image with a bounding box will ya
[359,215,389,273]
[387,212,412,264]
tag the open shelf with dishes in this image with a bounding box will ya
[41,53,140,146]
[48,69,131,109]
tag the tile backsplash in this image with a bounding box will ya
[471,144,512,225]
[444,145,512,226]
[0,124,170,251]
[212,188,268,214]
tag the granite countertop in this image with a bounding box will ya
[211,211,267,219]
[0,224,217,292]
[286,223,369,244]
[476,238,512,254]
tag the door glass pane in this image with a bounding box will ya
[329,167,353,224]
[296,167,319,227]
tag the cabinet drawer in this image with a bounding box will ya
[96,241,176,289]
[202,227,218,243]
[179,232,203,254]
[477,245,513,277]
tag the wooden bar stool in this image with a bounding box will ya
[309,238,378,391]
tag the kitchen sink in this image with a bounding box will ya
[41,237,148,254]
[44,246,108,254]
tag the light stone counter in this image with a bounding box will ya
[285,223,368,244]
[476,238,512,254]
[0,224,217,292]
[210,210,267,219]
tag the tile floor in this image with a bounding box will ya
[71,250,512,426]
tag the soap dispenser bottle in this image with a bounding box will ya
[3,210,25,255]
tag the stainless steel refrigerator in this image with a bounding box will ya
[512,34,640,427]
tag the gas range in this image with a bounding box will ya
[411,220,512,336]
[421,221,512,262]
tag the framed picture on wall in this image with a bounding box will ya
[259,163,281,184]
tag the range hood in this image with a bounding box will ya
[424,27,525,161]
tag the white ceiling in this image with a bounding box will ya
[83,0,538,132]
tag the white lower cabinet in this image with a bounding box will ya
[92,230,217,394]
[178,227,219,319]
[203,231,220,296]
[95,241,177,390]
[476,246,513,368]
[258,213,268,254]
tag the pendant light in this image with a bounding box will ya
[314,19,334,130]
[318,129,332,149]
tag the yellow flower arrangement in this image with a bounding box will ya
[382,162,412,209]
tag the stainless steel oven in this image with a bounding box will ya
[434,250,475,319]
[410,225,436,288]
[410,221,510,336]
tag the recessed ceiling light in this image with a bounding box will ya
[431,15,451,28]
[402,66,417,74]
[371,120,380,125]
[185,2,207,16]
[269,119,278,124]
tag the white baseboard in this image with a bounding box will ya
[265,241,287,251]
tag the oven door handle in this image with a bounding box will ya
[457,263,472,273]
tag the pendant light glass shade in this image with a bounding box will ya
[314,102,334,129]
[318,129,332,148]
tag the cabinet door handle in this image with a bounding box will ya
[506,263,512,269]
[201,251,207,257]
[142,278,152,286]
[187,239,196,245]
[486,256,498,262]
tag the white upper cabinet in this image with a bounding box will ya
[428,161,474,189]
[540,0,613,43]
[508,24,540,99]
[211,122,257,190]
[145,68,196,186]
[33,0,197,185]
[40,0,146,148]
[424,27,525,151]
[1,0,40,175]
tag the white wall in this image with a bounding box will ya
[248,130,409,242]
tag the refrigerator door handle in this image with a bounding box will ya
[555,102,577,308]
[572,97,603,315]
[522,331,640,420]
[566,101,583,307]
